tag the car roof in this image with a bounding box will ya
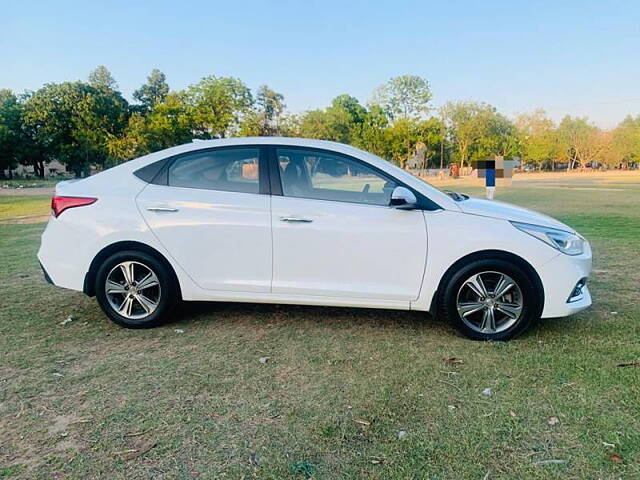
[158,137,376,160]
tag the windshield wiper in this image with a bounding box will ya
[443,190,468,201]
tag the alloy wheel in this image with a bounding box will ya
[456,271,524,334]
[105,261,161,320]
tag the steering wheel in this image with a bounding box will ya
[362,184,370,193]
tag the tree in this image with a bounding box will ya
[384,118,415,165]
[106,113,149,163]
[298,95,368,144]
[276,113,301,137]
[352,105,390,158]
[516,109,559,169]
[372,75,432,120]
[298,109,335,140]
[88,65,119,91]
[0,90,22,177]
[108,92,193,162]
[325,94,367,143]
[441,101,519,168]
[22,81,128,176]
[474,109,519,161]
[256,85,285,135]
[372,75,432,165]
[239,85,285,136]
[611,115,640,167]
[186,76,253,138]
[133,69,170,113]
[557,116,610,169]
[441,101,483,168]
[414,117,447,169]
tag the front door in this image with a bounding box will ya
[137,146,272,293]
[271,147,427,301]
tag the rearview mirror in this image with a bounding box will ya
[390,186,418,210]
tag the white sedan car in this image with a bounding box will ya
[38,138,592,340]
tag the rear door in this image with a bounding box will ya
[270,146,428,301]
[136,146,272,293]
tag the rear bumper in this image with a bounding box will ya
[538,242,593,318]
[37,216,91,292]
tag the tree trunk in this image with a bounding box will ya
[37,160,45,179]
[405,133,411,170]
[439,130,444,174]
[32,160,45,179]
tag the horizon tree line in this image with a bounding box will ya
[1,66,639,178]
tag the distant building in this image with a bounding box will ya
[3,160,67,179]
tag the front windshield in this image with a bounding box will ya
[355,147,470,204]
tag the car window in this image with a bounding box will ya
[277,148,396,206]
[168,148,260,193]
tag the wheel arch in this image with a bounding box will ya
[429,249,545,314]
[83,241,182,299]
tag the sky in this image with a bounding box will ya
[2,0,639,128]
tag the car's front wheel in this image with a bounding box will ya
[440,259,541,340]
[95,250,177,328]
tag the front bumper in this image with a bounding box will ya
[538,242,593,318]
[39,261,54,285]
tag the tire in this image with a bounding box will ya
[439,258,542,341]
[95,250,178,328]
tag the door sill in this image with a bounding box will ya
[182,289,411,311]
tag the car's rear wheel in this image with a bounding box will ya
[95,250,177,328]
[440,258,541,340]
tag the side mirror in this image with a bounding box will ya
[390,186,418,210]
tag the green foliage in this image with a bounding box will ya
[441,101,518,167]
[351,105,390,158]
[186,76,253,139]
[88,65,119,91]
[372,74,432,120]
[474,109,519,160]
[299,109,336,140]
[372,75,433,164]
[611,115,640,165]
[133,69,170,113]
[4,67,638,177]
[0,89,22,173]
[299,94,368,144]
[557,116,607,169]
[108,93,193,162]
[22,80,128,176]
[516,109,559,168]
[239,85,285,136]
[415,117,447,167]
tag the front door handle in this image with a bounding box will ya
[147,206,179,213]
[281,217,313,223]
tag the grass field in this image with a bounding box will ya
[1,178,66,189]
[1,172,639,479]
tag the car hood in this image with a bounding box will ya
[457,197,575,233]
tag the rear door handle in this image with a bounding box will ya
[146,206,179,213]
[281,217,313,223]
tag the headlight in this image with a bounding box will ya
[511,221,584,255]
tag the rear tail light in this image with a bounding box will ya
[51,196,97,218]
